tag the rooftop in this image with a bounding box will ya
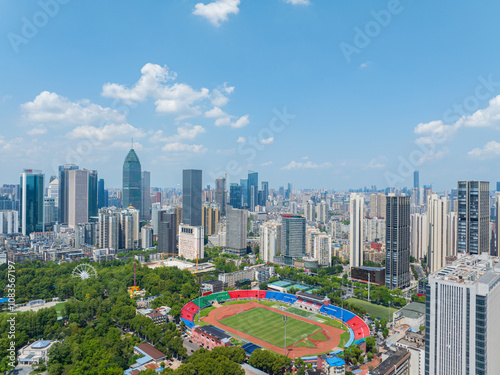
[395,302,426,320]
[196,325,231,341]
[372,348,411,375]
[432,254,500,287]
[136,343,166,360]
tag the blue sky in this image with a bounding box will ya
[1,0,500,191]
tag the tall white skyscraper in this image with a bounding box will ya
[179,224,204,260]
[410,212,428,260]
[349,193,364,269]
[305,200,315,222]
[425,254,500,375]
[314,234,332,267]
[363,217,385,243]
[68,169,89,229]
[316,200,328,223]
[427,193,449,273]
[259,220,281,263]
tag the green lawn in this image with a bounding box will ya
[287,307,313,318]
[338,331,350,348]
[294,339,316,348]
[309,331,328,341]
[219,307,320,348]
[315,315,344,329]
[346,298,397,319]
[53,302,67,317]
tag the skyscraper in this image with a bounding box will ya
[215,177,226,216]
[457,181,490,255]
[229,183,242,209]
[58,164,78,225]
[413,170,419,189]
[280,214,306,263]
[202,203,220,236]
[260,220,281,263]
[122,148,142,212]
[97,178,106,209]
[226,206,248,256]
[20,169,44,235]
[427,193,449,273]
[67,169,97,228]
[182,169,202,226]
[248,171,258,211]
[261,181,269,207]
[240,178,249,208]
[314,234,332,267]
[141,171,151,220]
[410,212,428,261]
[349,193,364,269]
[88,170,98,219]
[425,254,500,375]
[158,211,177,254]
[385,194,410,289]
[179,224,204,260]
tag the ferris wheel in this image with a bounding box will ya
[72,264,98,280]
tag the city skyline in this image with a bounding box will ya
[3,2,500,190]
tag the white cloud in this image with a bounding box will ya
[365,158,386,169]
[67,123,145,141]
[0,136,24,152]
[282,161,332,170]
[27,125,47,136]
[260,161,273,166]
[360,62,369,68]
[193,0,240,27]
[103,64,245,121]
[413,95,500,145]
[156,124,206,143]
[468,141,500,159]
[284,0,310,5]
[213,113,249,128]
[236,136,246,143]
[231,115,250,128]
[162,142,207,153]
[260,137,274,145]
[21,91,126,125]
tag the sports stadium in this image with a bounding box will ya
[180,290,370,359]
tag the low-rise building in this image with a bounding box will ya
[323,356,346,375]
[392,302,426,330]
[136,306,171,326]
[125,343,167,375]
[372,348,411,375]
[18,340,58,365]
[191,325,231,350]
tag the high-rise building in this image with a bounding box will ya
[240,178,249,208]
[120,212,134,250]
[280,214,306,263]
[141,171,151,221]
[98,208,120,249]
[141,226,154,249]
[47,178,59,222]
[248,171,258,211]
[350,193,364,269]
[229,183,242,209]
[226,206,248,255]
[427,193,449,273]
[369,193,386,219]
[286,183,292,200]
[68,169,89,228]
[261,181,269,207]
[178,224,204,260]
[182,169,202,226]
[410,213,428,260]
[155,190,162,204]
[314,234,332,267]
[158,211,177,254]
[316,200,328,223]
[448,211,458,257]
[260,220,281,263]
[385,194,410,289]
[305,200,315,222]
[425,254,500,375]
[44,197,57,227]
[202,204,220,236]
[75,222,97,249]
[496,194,500,257]
[364,217,385,243]
[306,226,321,256]
[98,179,106,209]
[58,164,78,225]
[497,182,500,192]
[20,169,44,236]
[0,210,18,234]
[88,170,98,219]
[122,148,142,212]
[151,203,161,235]
[215,177,226,216]
[413,170,419,189]
[457,181,490,255]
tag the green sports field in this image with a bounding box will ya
[219,307,321,348]
[346,298,397,319]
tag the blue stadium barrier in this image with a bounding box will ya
[345,328,355,348]
[181,318,195,329]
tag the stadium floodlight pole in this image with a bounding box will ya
[368,273,370,302]
[283,315,288,360]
